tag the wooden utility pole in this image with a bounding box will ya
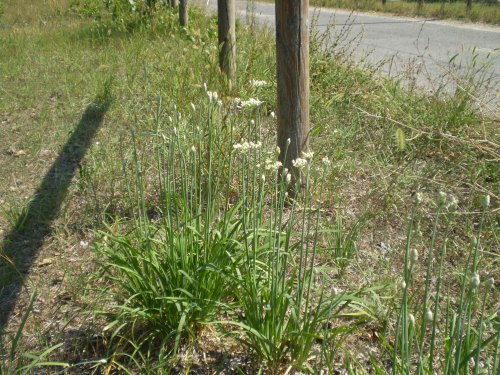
[179,0,188,26]
[218,0,236,83]
[467,0,473,11]
[276,0,310,184]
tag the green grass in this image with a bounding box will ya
[310,0,500,25]
[0,0,498,373]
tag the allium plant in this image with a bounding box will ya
[392,193,496,375]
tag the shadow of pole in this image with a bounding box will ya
[0,99,111,334]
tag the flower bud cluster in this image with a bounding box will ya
[410,249,418,265]
[233,141,262,153]
[264,159,283,171]
[238,97,263,108]
[292,158,308,169]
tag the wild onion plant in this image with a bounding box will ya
[391,193,497,374]
[324,212,365,274]
[94,88,247,356]
[223,145,370,373]
[94,85,371,371]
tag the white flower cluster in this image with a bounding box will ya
[204,83,222,106]
[292,158,308,169]
[302,151,314,160]
[264,159,282,171]
[250,79,268,88]
[233,140,262,152]
[237,97,263,108]
[207,90,222,105]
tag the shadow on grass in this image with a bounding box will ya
[0,98,111,334]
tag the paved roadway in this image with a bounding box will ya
[195,1,499,109]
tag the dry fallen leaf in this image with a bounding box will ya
[7,149,28,157]
[38,258,54,267]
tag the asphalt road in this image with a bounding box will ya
[195,1,499,109]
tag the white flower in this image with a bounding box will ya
[239,98,263,108]
[191,146,196,153]
[265,159,282,170]
[302,151,314,160]
[292,158,308,169]
[287,138,291,145]
[261,175,266,182]
[270,111,276,119]
[286,173,292,184]
[80,240,89,249]
[250,120,255,125]
[203,82,207,92]
[401,280,407,289]
[250,79,268,87]
[322,156,331,166]
[207,90,219,103]
[233,141,262,153]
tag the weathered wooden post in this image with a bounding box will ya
[179,0,188,26]
[466,0,473,11]
[218,0,236,84]
[276,0,310,186]
[170,0,178,7]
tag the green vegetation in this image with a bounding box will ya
[311,0,500,25]
[1,0,498,373]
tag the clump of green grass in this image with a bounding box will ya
[94,94,245,358]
